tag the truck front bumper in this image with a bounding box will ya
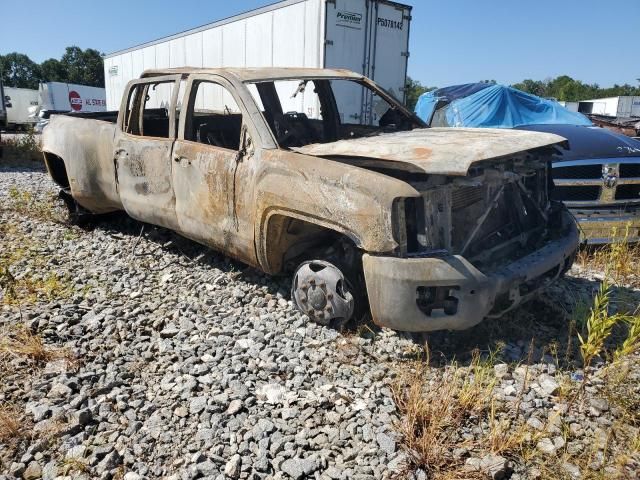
[362,211,579,332]
[571,208,640,244]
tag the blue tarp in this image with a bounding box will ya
[415,83,592,128]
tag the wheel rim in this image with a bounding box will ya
[292,260,355,325]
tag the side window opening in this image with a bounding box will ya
[246,78,417,149]
[124,80,177,138]
[186,80,243,151]
[247,80,328,148]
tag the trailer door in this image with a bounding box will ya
[632,97,640,118]
[324,0,369,123]
[369,1,411,105]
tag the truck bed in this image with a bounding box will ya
[59,108,170,134]
[60,110,119,123]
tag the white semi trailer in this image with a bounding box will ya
[0,81,6,128]
[577,96,640,118]
[104,0,412,124]
[4,87,40,130]
[38,82,106,114]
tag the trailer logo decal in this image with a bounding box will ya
[377,17,404,30]
[336,11,362,29]
[69,91,83,111]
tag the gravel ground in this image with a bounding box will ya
[1,164,639,480]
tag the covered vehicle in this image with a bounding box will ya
[415,83,640,243]
[41,68,578,332]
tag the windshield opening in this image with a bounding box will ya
[246,78,420,148]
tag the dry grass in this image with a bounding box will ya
[0,324,75,366]
[0,268,74,306]
[392,267,640,478]
[4,186,60,222]
[577,224,640,287]
[58,457,90,475]
[0,220,75,305]
[393,350,640,479]
[0,404,25,446]
[392,349,512,478]
[0,129,42,162]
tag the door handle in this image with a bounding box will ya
[174,155,191,165]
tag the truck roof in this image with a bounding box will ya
[140,67,364,83]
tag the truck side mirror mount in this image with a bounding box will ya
[244,133,254,158]
[237,125,254,161]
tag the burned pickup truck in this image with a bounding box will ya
[41,68,578,332]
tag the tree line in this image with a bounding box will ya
[405,75,640,111]
[0,47,104,90]
[3,46,638,105]
[512,76,640,102]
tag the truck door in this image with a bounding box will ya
[171,75,258,266]
[324,0,369,124]
[113,75,182,230]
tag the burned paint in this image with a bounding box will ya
[292,128,565,176]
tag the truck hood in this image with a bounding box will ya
[293,127,565,175]
[514,124,640,162]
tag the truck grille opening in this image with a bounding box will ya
[550,160,640,207]
[620,163,640,178]
[451,183,542,260]
[615,185,640,201]
[551,185,600,202]
[451,186,484,210]
[404,163,550,268]
[553,164,601,179]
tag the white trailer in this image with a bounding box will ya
[557,101,579,113]
[0,81,6,128]
[0,81,5,155]
[4,87,39,130]
[104,0,412,123]
[578,96,640,118]
[39,82,106,114]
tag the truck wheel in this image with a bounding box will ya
[291,259,361,328]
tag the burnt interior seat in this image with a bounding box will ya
[195,114,242,150]
[142,108,170,137]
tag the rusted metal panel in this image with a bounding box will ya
[172,138,261,267]
[41,115,121,213]
[254,149,419,273]
[293,128,565,176]
[113,132,181,231]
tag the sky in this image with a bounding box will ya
[0,0,638,88]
